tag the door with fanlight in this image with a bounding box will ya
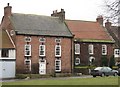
[39,59,46,75]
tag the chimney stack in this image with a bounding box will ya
[105,19,112,30]
[51,9,65,22]
[4,3,12,17]
[96,16,103,25]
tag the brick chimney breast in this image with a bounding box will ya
[4,3,12,17]
[51,8,65,22]
[96,15,103,25]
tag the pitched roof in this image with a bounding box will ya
[9,13,73,37]
[0,29,15,49]
[66,20,114,43]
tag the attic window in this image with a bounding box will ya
[25,37,31,42]
[10,30,15,36]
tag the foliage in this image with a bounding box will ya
[101,56,108,66]
[104,0,120,24]
[109,55,115,68]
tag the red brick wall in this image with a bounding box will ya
[16,35,72,74]
[74,42,114,66]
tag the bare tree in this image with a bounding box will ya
[104,0,120,25]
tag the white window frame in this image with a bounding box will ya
[88,44,94,55]
[25,44,31,56]
[55,38,61,43]
[55,45,61,57]
[75,44,80,54]
[102,45,107,55]
[24,58,31,71]
[55,59,61,72]
[114,49,120,57]
[75,58,80,65]
[39,38,46,42]
[39,45,45,56]
[25,37,31,42]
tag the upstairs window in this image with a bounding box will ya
[1,49,9,57]
[39,45,45,56]
[75,44,80,54]
[55,45,61,57]
[114,49,120,57]
[102,45,107,55]
[25,44,31,56]
[55,59,61,72]
[88,44,94,54]
[25,37,31,42]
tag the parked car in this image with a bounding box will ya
[90,67,118,77]
[118,68,120,76]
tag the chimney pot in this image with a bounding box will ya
[7,3,9,6]
[96,15,103,25]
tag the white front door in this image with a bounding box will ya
[39,59,46,75]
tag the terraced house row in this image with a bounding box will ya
[0,3,117,78]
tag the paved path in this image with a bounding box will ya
[1,75,92,82]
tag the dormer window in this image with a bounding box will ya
[25,37,31,42]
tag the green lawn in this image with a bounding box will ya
[2,76,119,85]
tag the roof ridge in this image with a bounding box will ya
[66,19,96,23]
[12,13,59,19]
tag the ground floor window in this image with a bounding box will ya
[24,58,31,71]
[75,58,80,65]
[55,59,61,72]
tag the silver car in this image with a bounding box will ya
[90,67,118,77]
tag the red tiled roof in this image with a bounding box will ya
[66,20,113,42]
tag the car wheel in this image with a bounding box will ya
[93,75,96,77]
[101,73,105,77]
[114,72,118,76]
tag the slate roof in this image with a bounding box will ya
[66,20,114,43]
[0,29,15,49]
[9,13,73,37]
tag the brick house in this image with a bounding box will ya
[0,29,16,78]
[65,16,114,66]
[51,10,114,67]
[1,4,73,75]
[105,20,120,65]
[66,17,115,67]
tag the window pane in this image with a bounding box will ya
[55,45,61,57]
[1,49,9,57]
[25,45,31,56]
[39,45,45,56]
[75,44,80,54]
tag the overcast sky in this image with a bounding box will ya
[0,0,105,22]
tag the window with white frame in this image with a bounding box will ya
[75,44,80,54]
[55,45,61,57]
[39,45,45,56]
[25,44,31,56]
[25,37,31,42]
[102,45,107,55]
[55,38,61,43]
[24,58,31,71]
[114,49,120,57]
[75,58,80,65]
[88,44,94,54]
[39,38,46,42]
[55,59,61,72]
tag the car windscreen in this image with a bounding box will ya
[94,67,102,70]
